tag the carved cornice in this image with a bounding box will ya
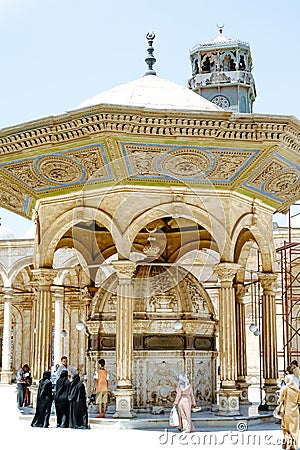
[0,107,298,157]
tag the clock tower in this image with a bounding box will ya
[188,27,256,113]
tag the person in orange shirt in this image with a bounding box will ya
[94,358,109,418]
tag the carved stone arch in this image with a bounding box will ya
[220,51,236,70]
[235,239,256,284]
[168,239,219,263]
[36,207,122,268]
[124,202,230,261]
[231,212,276,273]
[90,273,117,318]
[182,270,216,318]
[0,264,9,287]
[89,265,216,321]
[8,256,33,286]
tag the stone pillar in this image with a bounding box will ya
[214,262,241,416]
[259,272,278,410]
[86,322,100,352]
[235,282,251,404]
[1,288,14,383]
[112,260,136,418]
[52,286,64,366]
[31,269,57,381]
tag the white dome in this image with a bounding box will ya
[0,225,16,240]
[76,75,222,112]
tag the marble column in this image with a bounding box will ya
[112,260,136,418]
[235,282,251,404]
[214,262,241,416]
[1,288,14,383]
[31,268,57,381]
[52,286,64,367]
[259,272,278,410]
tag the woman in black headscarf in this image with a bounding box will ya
[31,370,53,428]
[68,373,89,429]
[54,369,70,428]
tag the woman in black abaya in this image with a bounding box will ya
[54,369,70,428]
[68,373,89,429]
[31,370,53,428]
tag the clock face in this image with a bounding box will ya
[211,95,230,109]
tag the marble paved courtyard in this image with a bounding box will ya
[1,384,287,450]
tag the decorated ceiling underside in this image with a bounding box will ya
[0,106,299,218]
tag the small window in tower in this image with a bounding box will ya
[202,56,211,73]
[240,95,247,113]
[239,55,246,70]
[223,55,230,71]
[229,58,236,71]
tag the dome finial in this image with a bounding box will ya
[144,32,157,76]
[217,23,225,35]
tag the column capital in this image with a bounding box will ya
[214,262,240,283]
[51,285,64,298]
[258,272,278,292]
[85,321,100,335]
[32,268,57,287]
[235,283,249,303]
[112,260,136,280]
[2,287,14,300]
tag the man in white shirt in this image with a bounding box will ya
[56,356,78,379]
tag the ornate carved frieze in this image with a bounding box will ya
[0,181,30,215]
[245,154,300,203]
[0,144,112,193]
[0,108,298,216]
[121,142,258,184]
[159,148,212,178]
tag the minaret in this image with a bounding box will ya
[188,26,256,113]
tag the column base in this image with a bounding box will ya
[216,389,241,416]
[236,381,252,405]
[0,370,13,384]
[264,383,278,410]
[113,389,136,418]
[29,385,38,409]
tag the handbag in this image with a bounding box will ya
[169,406,179,427]
[89,388,96,405]
[273,401,285,419]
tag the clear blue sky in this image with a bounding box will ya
[0,0,299,236]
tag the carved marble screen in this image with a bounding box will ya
[86,265,217,409]
[87,350,217,409]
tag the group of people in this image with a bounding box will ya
[17,356,109,429]
[31,356,89,429]
[18,358,193,432]
[277,360,300,450]
[15,357,300,440]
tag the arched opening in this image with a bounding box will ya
[87,264,217,409]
